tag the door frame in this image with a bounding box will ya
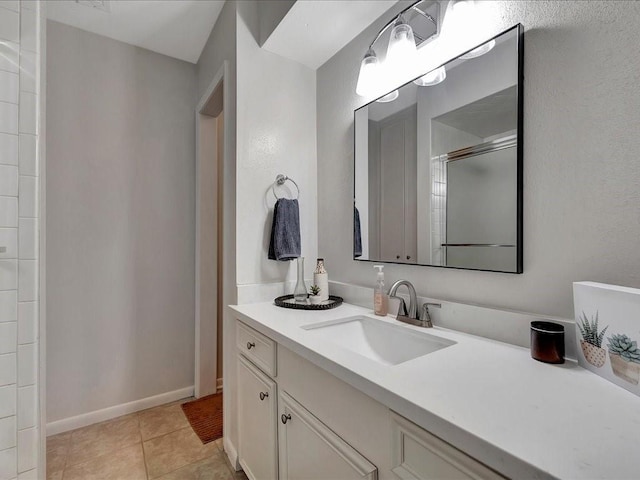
[195,62,227,398]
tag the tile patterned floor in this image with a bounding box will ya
[46,398,248,480]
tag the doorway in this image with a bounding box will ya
[195,69,225,398]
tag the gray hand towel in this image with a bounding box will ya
[354,206,362,258]
[268,198,301,261]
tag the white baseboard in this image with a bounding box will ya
[46,386,194,436]
[223,437,240,471]
[216,377,223,393]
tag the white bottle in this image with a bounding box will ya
[373,265,388,316]
[314,258,329,302]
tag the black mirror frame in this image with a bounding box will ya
[353,24,524,274]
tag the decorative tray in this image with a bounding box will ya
[274,294,343,311]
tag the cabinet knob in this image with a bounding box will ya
[406,256,411,260]
[246,342,255,350]
[281,413,292,425]
[396,255,400,259]
[259,392,269,401]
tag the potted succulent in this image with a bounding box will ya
[607,334,640,385]
[309,285,322,305]
[577,312,608,367]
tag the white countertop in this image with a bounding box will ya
[230,302,640,480]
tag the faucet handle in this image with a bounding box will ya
[420,302,441,327]
[389,295,408,318]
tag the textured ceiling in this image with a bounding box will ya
[262,0,400,70]
[46,0,225,63]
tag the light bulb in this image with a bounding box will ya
[386,15,418,82]
[460,39,496,59]
[356,48,380,97]
[451,0,473,16]
[376,90,399,103]
[414,66,446,86]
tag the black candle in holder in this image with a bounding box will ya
[530,321,565,364]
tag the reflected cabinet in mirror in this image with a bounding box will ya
[354,25,523,273]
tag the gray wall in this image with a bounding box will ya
[195,0,317,464]
[195,0,239,460]
[318,0,640,319]
[236,0,317,287]
[46,21,197,422]
[258,0,296,46]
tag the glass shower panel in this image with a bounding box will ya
[443,144,517,271]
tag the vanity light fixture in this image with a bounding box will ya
[376,90,399,103]
[444,0,494,59]
[460,39,495,59]
[413,65,446,86]
[450,0,473,16]
[355,48,381,97]
[356,0,440,98]
[385,15,418,79]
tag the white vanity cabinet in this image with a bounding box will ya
[236,319,380,480]
[235,318,502,480]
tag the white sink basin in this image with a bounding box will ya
[302,316,455,366]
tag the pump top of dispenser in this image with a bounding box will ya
[374,265,384,277]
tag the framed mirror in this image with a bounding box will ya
[354,24,523,273]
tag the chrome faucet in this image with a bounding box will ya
[388,280,440,328]
[388,280,418,319]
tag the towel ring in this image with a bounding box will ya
[272,174,300,200]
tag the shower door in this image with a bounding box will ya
[439,136,518,271]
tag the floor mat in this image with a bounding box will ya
[181,393,223,444]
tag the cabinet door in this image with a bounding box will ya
[391,412,504,480]
[278,391,377,480]
[380,117,406,263]
[238,355,278,480]
[379,106,418,263]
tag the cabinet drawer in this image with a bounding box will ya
[237,320,277,377]
[391,412,504,480]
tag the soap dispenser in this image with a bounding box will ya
[314,258,329,302]
[373,265,388,316]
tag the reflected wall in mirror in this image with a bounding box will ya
[354,25,523,273]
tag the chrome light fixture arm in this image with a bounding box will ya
[356,0,440,97]
[367,4,437,51]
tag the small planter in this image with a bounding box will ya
[309,296,322,305]
[580,340,606,368]
[609,352,640,385]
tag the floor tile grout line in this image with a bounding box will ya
[62,417,142,470]
[59,440,146,477]
[146,445,226,480]
[47,399,213,480]
[142,417,194,479]
[143,425,220,479]
[142,424,193,445]
[135,416,151,480]
[139,439,149,480]
[139,416,150,480]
